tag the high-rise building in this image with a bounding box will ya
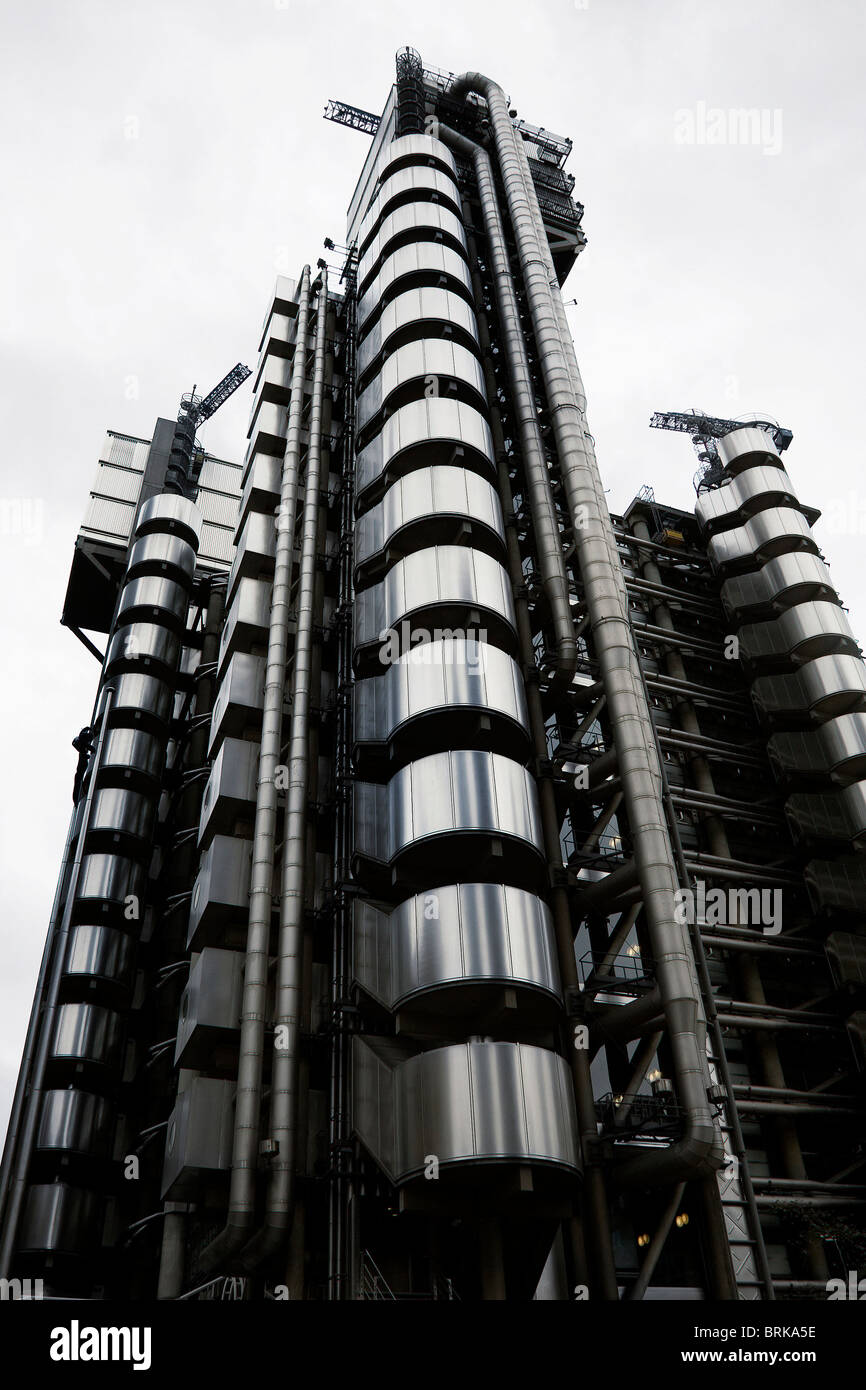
[2,49,864,1303]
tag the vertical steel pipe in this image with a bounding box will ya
[198,266,313,1272]
[449,71,722,1186]
[241,267,329,1268]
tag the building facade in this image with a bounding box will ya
[1,50,864,1302]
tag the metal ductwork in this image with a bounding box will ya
[435,122,578,689]
[447,69,722,1187]
[197,266,314,1272]
[241,265,331,1266]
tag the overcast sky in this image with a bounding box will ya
[2,0,865,1140]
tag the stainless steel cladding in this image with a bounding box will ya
[36,1090,115,1157]
[100,726,165,785]
[116,574,190,630]
[353,546,516,658]
[353,749,544,866]
[696,466,816,533]
[227,511,276,601]
[353,639,529,754]
[238,453,281,524]
[198,737,260,847]
[358,166,461,248]
[738,601,860,670]
[174,949,244,1067]
[721,551,841,617]
[707,507,819,573]
[716,425,784,474]
[352,1038,580,1183]
[357,204,469,291]
[136,492,203,547]
[751,654,866,722]
[218,577,272,671]
[357,287,480,379]
[357,245,473,331]
[18,1184,101,1253]
[208,652,266,754]
[51,1003,124,1068]
[188,834,253,948]
[76,853,145,913]
[105,622,182,678]
[353,883,561,1009]
[768,713,866,783]
[356,399,496,500]
[108,672,174,729]
[357,341,486,436]
[354,467,505,578]
[784,783,866,846]
[161,1078,236,1200]
[374,133,459,183]
[89,787,157,849]
[126,531,198,585]
[63,925,135,989]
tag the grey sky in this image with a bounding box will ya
[2,0,864,1138]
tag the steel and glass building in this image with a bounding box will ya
[1,50,865,1302]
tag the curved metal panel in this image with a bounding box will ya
[357,340,487,436]
[105,621,182,678]
[100,726,165,785]
[108,672,173,729]
[707,507,818,574]
[353,883,561,1009]
[359,165,461,252]
[76,853,145,912]
[805,856,866,914]
[696,466,815,534]
[353,638,529,746]
[356,398,496,500]
[375,134,459,185]
[89,786,156,847]
[136,492,202,547]
[358,203,468,293]
[116,575,189,630]
[769,713,866,784]
[126,532,197,585]
[785,783,866,847]
[716,426,784,474]
[352,1038,580,1183]
[739,601,859,669]
[721,552,840,618]
[751,654,866,722]
[355,465,505,576]
[51,1003,124,1067]
[358,244,473,331]
[19,1184,101,1253]
[357,287,479,380]
[353,749,543,863]
[353,546,516,656]
[37,1090,115,1157]
[65,924,135,987]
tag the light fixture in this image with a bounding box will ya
[675,1213,689,1229]
[637,1233,650,1248]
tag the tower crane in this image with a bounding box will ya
[166,362,252,497]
